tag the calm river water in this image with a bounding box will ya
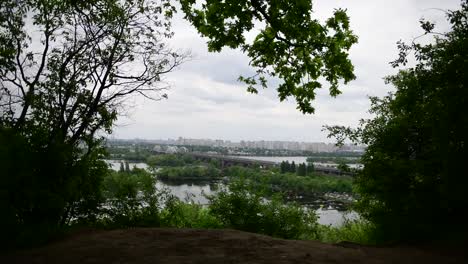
[106,160,358,226]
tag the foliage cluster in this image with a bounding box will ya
[93,170,320,240]
[159,199,223,229]
[0,0,182,247]
[225,166,353,194]
[336,163,352,173]
[280,161,314,176]
[157,165,222,181]
[317,219,377,245]
[326,1,468,242]
[208,178,319,239]
[180,0,357,113]
[146,154,197,168]
[97,170,374,243]
[0,128,107,247]
[106,147,153,162]
[98,168,164,228]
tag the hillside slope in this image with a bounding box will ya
[3,228,466,264]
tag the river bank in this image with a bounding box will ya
[105,159,358,227]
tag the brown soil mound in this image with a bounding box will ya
[2,228,466,264]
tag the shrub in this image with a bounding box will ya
[160,198,223,229]
[97,168,167,228]
[326,2,468,242]
[226,166,354,195]
[146,154,197,168]
[0,128,106,248]
[208,178,319,239]
[317,219,377,245]
[157,165,221,181]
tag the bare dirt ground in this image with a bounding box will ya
[2,228,467,264]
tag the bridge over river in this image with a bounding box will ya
[188,152,355,176]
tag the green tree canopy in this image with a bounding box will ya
[290,161,296,173]
[0,0,184,246]
[297,163,306,176]
[326,1,468,242]
[306,163,314,175]
[280,160,290,173]
[180,0,358,113]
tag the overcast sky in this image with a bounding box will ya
[111,0,461,142]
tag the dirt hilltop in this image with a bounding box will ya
[2,228,467,264]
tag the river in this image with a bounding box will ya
[105,160,358,226]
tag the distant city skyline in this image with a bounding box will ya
[109,136,343,145]
[108,136,364,153]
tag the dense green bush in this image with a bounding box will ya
[267,173,353,194]
[326,1,468,242]
[208,178,319,239]
[146,154,197,168]
[96,170,320,240]
[364,5,468,242]
[317,219,377,245]
[160,198,223,229]
[0,128,107,247]
[97,169,221,229]
[106,146,152,161]
[157,165,221,181]
[97,168,166,228]
[225,166,353,194]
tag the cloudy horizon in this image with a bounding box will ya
[111,0,461,143]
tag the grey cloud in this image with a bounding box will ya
[113,0,461,142]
